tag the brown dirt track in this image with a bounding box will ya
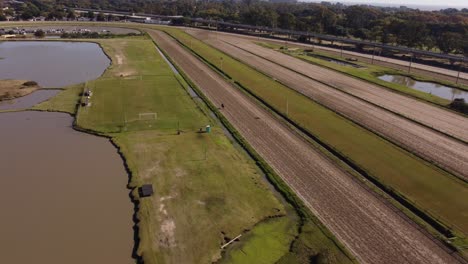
[196,29,468,86]
[147,29,462,264]
[185,29,468,181]
[189,30,468,144]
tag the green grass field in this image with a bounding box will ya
[31,34,355,263]
[160,28,468,240]
[76,38,295,264]
[220,217,297,264]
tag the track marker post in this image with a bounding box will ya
[408,53,414,73]
[455,60,463,84]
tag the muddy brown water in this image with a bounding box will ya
[0,111,133,264]
[0,89,60,110]
[0,41,110,111]
[0,41,110,88]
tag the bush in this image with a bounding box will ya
[34,30,45,38]
[23,81,38,86]
[449,98,468,114]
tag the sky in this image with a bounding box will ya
[304,0,468,9]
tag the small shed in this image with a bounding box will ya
[139,184,154,197]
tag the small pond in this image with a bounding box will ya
[378,74,468,101]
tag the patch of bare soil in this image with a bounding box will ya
[111,42,137,77]
[0,80,40,101]
[156,195,178,249]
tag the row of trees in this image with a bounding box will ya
[2,0,467,55]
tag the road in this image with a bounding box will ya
[147,29,462,264]
[185,29,468,180]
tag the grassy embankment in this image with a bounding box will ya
[257,42,468,105]
[0,79,40,100]
[33,35,351,264]
[159,28,468,250]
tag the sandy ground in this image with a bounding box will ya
[0,79,39,101]
[185,29,468,180]
[200,29,468,85]
[147,29,462,264]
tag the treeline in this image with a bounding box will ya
[2,0,467,55]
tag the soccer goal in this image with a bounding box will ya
[138,112,157,121]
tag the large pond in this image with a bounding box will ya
[0,41,110,110]
[379,74,468,101]
[0,40,133,263]
[0,41,110,87]
[0,111,133,264]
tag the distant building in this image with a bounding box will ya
[29,16,46,22]
[127,15,151,23]
[1,34,17,38]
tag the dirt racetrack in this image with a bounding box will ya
[148,29,462,264]
[185,29,468,180]
[193,29,468,86]
[188,30,468,144]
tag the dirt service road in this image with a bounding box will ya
[147,29,461,264]
[188,29,468,144]
[186,30,468,180]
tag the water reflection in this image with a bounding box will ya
[0,41,110,88]
[379,74,468,101]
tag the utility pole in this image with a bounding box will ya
[456,60,462,85]
[371,46,376,65]
[408,53,414,73]
[340,44,343,58]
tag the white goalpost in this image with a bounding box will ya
[138,112,158,121]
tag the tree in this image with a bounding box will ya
[395,21,428,48]
[436,32,462,53]
[462,37,468,56]
[34,30,45,38]
[86,10,95,20]
[47,9,65,20]
[278,12,296,30]
[67,10,76,20]
[20,3,41,20]
[96,12,105,21]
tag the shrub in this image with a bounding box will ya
[23,81,38,86]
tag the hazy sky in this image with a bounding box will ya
[305,0,468,8]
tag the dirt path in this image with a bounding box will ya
[193,29,468,85]
[188,30,468,144]
[147,29,462,264]
[185,30,468,180]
